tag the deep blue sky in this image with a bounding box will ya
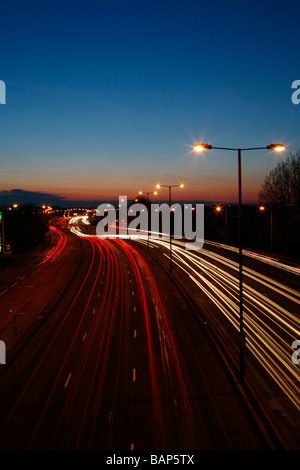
[0,0,299,204]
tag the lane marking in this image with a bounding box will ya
[64,373,72,388]
[0,276,26,297]
[93,308,96,315]
[0,288,9,297]
[133,306,136,312]
[132,368,136,382]
[83,332,87,341]
[133,330,137,338]
[130,443,134,450]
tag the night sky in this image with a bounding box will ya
[0,0,299,204]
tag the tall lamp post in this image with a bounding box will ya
[156,183,184,272]
[138,190,158,249]
[139,190,158,200]
[215,205,228,243]
[259,205,273,256]
[193,142,285,385]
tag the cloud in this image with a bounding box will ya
[0,189,67,206]
[0,189,117,208]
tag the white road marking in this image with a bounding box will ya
[64,373,72,388]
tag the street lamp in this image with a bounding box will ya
[139,190,158,200]
[155,183,184,272]
[193,142,285,385]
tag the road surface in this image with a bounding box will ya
[0,228,280,450]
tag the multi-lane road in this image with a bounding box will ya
[0,224,299,450]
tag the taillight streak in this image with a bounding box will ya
[0,238,97,440]
[42,226,67,264]
[119,240,194,423]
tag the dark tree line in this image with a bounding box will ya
[259,151,300,206]
[255,151,300,259]
[1,204,50,253]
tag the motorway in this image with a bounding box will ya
[0,225,283,450]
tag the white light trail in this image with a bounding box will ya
[137,238,300,410]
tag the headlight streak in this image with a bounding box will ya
[173,253,300,410]
[136,238,300,410]
[150,240,299,330]
[194,245,300,302]
[204,240,300,276]
[69,216,90,225]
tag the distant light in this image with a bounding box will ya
[216,206,222,212]
[259,205,265,211]
[179,184,184,188]
[156,184,161,189]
